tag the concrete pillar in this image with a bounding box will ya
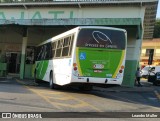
[20,37,27,79]
[137,24,144,62]
[122,25,143,87]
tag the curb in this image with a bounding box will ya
[154,90,160,101]
[94,87,154,93]
[16,79,38,86]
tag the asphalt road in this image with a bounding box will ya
[0,78,160,120]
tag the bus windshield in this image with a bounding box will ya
[77,28,126,49]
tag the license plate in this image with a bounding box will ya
[94,70,102,73]
[93,64,104,69]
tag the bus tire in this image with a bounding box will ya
[50,71,61,89]
[50,71,54,89]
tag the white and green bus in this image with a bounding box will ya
[34,26,127,90]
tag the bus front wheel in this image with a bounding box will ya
[50,72,54,89]
[49,71,60,89]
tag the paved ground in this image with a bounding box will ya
[0,78,160,120]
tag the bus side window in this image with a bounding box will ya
[55,39,63,57]
[62,37,70,57]
[52,41,57,58]
[37,46,43,61]
[63,37,70,47]
[49,43,53,59]
[45,43,52,60]
[69,35,74,56]
[42,45,47,60]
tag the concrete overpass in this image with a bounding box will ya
[0,0,159,87]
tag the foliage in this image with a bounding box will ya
[153,19,160,38]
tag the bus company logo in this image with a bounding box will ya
[92,31,112,44]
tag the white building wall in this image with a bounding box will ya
[125,28,143,61]
[156,49,160,53]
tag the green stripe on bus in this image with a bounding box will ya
[36,60,49,80]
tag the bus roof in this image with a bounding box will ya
[37,26,126,46]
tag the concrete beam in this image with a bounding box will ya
[0,18,141,26]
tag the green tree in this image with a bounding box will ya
[153,19,160,38]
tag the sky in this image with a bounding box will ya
[156,1,160,18]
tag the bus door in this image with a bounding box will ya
[7,52,20,74]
